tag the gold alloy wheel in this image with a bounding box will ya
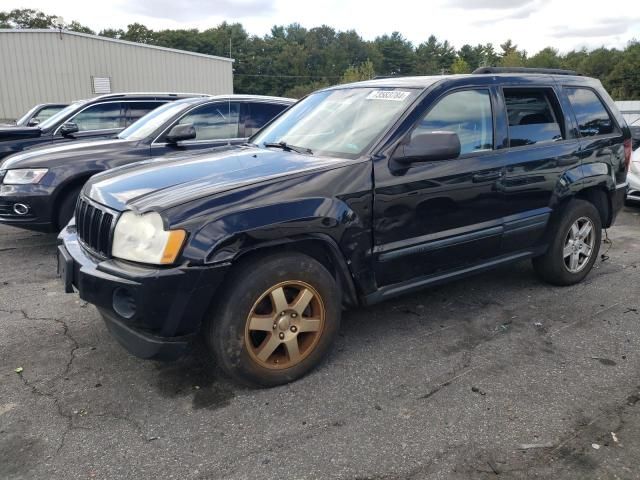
[244,280,326,370]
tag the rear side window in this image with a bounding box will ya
[125,101,166,126]
[413,89,493,155]
[504,89,563,147]
[245,102,288,136]
[566,88,616,137]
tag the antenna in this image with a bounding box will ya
[228,35,232,146]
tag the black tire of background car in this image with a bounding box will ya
[204,252,341,387]
[56,186,82,231]
[532,199,602,286]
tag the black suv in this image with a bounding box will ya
[58,68,631,387]
[0,93,202,160]
[0,95,293,232]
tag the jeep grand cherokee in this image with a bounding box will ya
[58,68,631,387]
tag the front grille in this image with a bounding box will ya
[75,196,115,257]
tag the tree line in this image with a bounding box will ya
[1,8,638,99]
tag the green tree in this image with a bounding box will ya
[527,47,562,69]
[373,32,415,76]
[451,57,471,74]
[341,59,376,83]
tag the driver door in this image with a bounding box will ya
[373,87,508,287]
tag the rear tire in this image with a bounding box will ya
[204,252,341,387]
[56,186,82,231]
[532,199,601,286]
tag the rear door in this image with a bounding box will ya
[124,101,167,127]
[243,102,290,137]
[496,85,582,253]
[150,101,243,157]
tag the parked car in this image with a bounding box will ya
[0,95,294,232]
[3,103,69,127]
[58,68,631,387]
[626,126,640,204]
[0,93,204,161]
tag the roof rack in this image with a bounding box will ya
[472,67,579,76]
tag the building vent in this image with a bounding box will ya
[92,76,112,94]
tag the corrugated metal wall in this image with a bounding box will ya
[616,101,640,126]
[0,30,234,120]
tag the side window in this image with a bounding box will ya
[504,89,563,147]
[125,101,166,126]
[33,106,64,123]
[245,103,288,136]
[413,89,493,155]
[70,103,123,131]
[176,102,240,141]
[566,88,616,137]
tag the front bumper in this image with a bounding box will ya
[58,226,228,360]
[0,184,56,232]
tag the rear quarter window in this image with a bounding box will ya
[566,88,616,137]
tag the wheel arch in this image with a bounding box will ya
[224,234,360,309]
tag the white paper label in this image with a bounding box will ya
[366,90,411,101]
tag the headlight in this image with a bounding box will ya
[112,211,186,265]
[3,168,48,184]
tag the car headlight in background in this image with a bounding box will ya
[112,211,186,265]
[3,168,48,184]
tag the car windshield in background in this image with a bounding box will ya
[118,101,192,141]
[252,87,420,158]
[38,101,84,130]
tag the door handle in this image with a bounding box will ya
[472,171,503,183]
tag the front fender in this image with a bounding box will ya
[183,197,361,264]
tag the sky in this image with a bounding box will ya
[3,0,640,54]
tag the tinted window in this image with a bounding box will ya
[126,101,166,126]
[176,102,240,140]
[33,106,65,123]
[245,103,288,136]
[413,89,493,154]
[566,88,615,137]
[70,103,123,131]
[504,89,563,147]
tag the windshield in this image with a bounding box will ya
[252,87,420,158]
[38,101,84,130]
[118,101,192,140]
[15,106,40,126]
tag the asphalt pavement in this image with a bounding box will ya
[1,207,639,480]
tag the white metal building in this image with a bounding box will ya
[616,101,640,126]
[0,29,234,120]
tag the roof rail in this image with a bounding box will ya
[472,67,579,76]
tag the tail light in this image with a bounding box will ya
[624,138,632,172]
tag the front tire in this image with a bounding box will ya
[56,186,82,231]
[204,252,341,387]
[532,199,602,286]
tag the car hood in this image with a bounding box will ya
[86,146,351,212]
[0,138,137,169]
[0,126,42,142]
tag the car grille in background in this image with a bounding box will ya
[75,197,114,257]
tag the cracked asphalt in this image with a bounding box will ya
[1,207,640,480]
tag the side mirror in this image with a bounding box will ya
[166,123,196,144]
[27,119,40,127]
[59,122,79,137]
[394,131,461,164]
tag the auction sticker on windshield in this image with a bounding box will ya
[366,90,412,101]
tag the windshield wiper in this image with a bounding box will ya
[264,141,313,155]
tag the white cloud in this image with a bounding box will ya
[2,0,639,53]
